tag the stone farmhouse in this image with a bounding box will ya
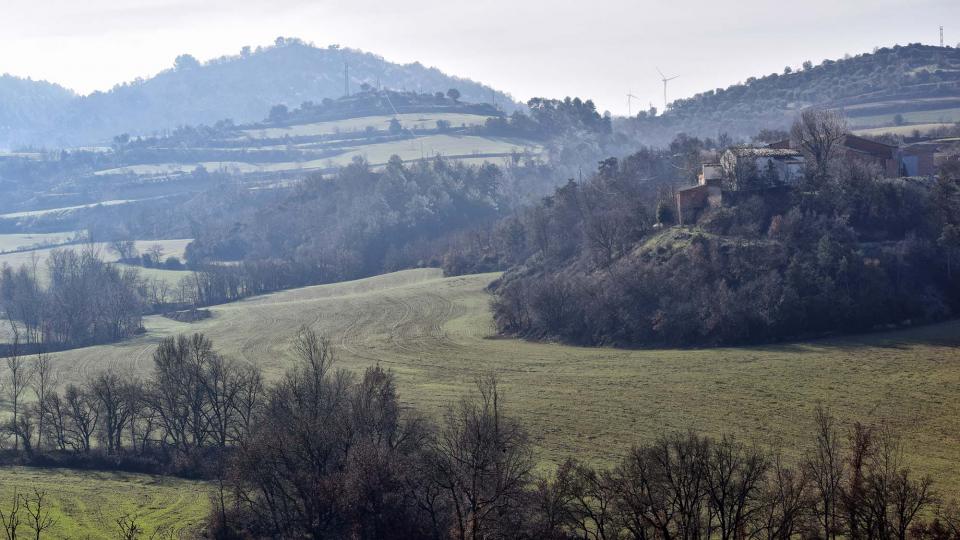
[675,134,937,225]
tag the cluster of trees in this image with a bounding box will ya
[184,154,555,293]
[481,96,612,141]
[0,333,262,472]
[0,249,145,348]
[480,114,960,346]
[266,87,498,127]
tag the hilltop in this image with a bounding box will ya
[626,43,960,143]
[0,37,517,149]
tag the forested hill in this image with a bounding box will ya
[628,44,960,143]
[0,37,517,149]
[0,75,75,150]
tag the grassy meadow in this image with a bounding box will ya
[0,467,209,539]
[40,268,960,498]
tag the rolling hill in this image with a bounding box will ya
[0,37,518,149]
[41,268,960,501]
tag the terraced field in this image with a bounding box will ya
[847,107,960,128]
[0,467,209,539]
[853,123,956,136]
[45,268,960,499]
[94,134,541,177]
[240,112,496,139]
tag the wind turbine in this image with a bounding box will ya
[657,67,679,111]
[626,93,641,117]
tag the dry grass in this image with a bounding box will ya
[41,268,960,499]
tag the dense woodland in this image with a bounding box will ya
[0,330,951,539]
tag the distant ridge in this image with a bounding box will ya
[0,37,518,149]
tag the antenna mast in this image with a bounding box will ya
[941,26,945,47]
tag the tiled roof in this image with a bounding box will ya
[727,146,803,158]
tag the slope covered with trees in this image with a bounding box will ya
[0,75,75,150]
[473,121,960,347]
[625,43,960,144]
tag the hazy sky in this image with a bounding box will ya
[1,0,958,115]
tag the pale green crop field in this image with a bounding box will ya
[240,112,496,139]
[0,467,209,539]
[853,122,956,136]
[848,107,960,128]
[0,231,83,253]
[0,200,138,219]
[329,134,539,166]
[94,135,541,177]
[39,268,960,502]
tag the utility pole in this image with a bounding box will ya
[941,26,945,47]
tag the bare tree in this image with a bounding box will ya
[703,436,769,540]
[0,490,21,540]
[5,343,32,451]
[431,373,535,540]
[109,239,138,261]
[752,452,810,540]
[146,243,165,265]
[806,406,845,540]
[64,383,98,453]
[90,370,136,454]
[115,512,144,540]
[791,109,848,180]
[29,352,56,452]
[23,490,56,540]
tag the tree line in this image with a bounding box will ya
[0,248,145,349]
[0,329,954,539]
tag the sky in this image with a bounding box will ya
[1,0,959,115]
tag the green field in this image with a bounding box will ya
[94,134,541,177]
[240,112,496,139]
[0,467,209,539]
[40,268,960,501]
